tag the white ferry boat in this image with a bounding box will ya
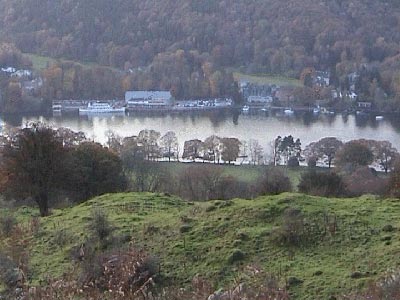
[79,102,126,114]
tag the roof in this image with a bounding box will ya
[125,91,172,101]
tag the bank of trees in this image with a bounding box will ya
[0,124,125,216]
[1,124,399,215]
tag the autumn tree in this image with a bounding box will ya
[178,165,224,201]
[335,140,374,171]
[138,129,161,161]
[203,135,221,163]
[357,139,399,173]
[182,139,203,161]
[55,127,87,147]
[4,80,22,114]
[0,124,65,216]
[66,142,126,201]
[221,138,241,164]
[304,137,343,168]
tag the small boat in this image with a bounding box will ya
[312,106,320,114]
[321,107,335,115]
[52,104,62,114]
[375,115,384,121]
[284,108,294,115]
[79,101,126,114]
[242,105,250,113]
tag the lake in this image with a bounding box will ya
[2,111,400,157]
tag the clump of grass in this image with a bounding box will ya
[0,215,17,237]
[227,249,245,264]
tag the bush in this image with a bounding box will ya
[307,156,317,168]
[345,167,389,196]
[298,170,346,197]
[389,160,400,198]
[52,229,70,247]
[287,156,299,167]
[272,208,304,247]
[256,168,292,195]
[227,249,245,264]
[88,209,113,243]
[0,215,17,237]
[0,254,20,289]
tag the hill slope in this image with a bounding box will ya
[0,0,399,74]
[1,192,400,299]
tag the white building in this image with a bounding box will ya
[125,91,172,108]
[247,95,273,105]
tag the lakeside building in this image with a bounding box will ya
[125,91,173,109]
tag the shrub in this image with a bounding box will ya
[389,160,400,198]
[272,208,304,247]
[180,224,192,233]
[228,249,245,264]
[0,214,17,237]
[345,167,388,196]
[287,156,299,167]
[0,254,20,289]
[52,229,70,247]
[256,168,292,195]
[298,170,346,197]
[307,156,317,168]
[88,209,113,242]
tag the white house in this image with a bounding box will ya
[247,95,273,104]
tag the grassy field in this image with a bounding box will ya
[1,192,400,299]
[159,162,306,189]
[233,72,303,87]
[24,53,119,72]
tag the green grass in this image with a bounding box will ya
[24,54,58,71]
[160,162,306,189]
[233,72,303,87]
[2,192,400,299]
[24,53,120,72]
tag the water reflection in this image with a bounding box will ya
[1,111,400,151]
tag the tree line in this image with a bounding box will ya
[1,123,400,217]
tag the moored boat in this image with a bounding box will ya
[79,101,126,114]
[284,108,294,115]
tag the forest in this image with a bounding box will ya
[0,0,400,104]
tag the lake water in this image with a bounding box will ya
[2,111,400,156]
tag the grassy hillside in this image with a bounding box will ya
[233,72,303,88]
[1,192,400,299]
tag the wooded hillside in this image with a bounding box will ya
[1,0,400,101]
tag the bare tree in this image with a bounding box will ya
[248,139,264,165]
[204,135,221,163]
[105,129,122,153]
[239,140,248,165]
[160,131,179,162]
[138,129,161,161]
